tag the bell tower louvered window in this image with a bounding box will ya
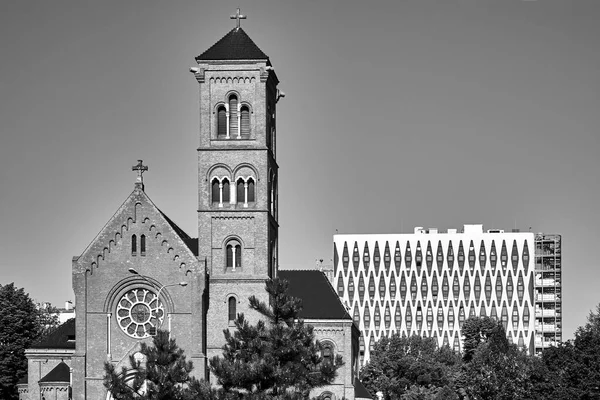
[217,106,227,138]
[240,105,250,137]
[228,95,238,138]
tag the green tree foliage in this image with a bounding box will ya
[104,329,204,400]
[460,316,508,363]
[210,278,343,398]
[36,302,61,338]
[0,283,46,400]
[360,334,460,400]
[538,304,600,399]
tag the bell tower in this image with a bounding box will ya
[191,9,281,371]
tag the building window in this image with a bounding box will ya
[217,105,227,138]
[229,95,238,138]
[131,234,137,256]
[226,240,242,271]
[211,178,220,204]
[222,179,230,203]
[240,105,250,137]
[140,234,146,256]
[236,177,256,207]
[322,344,333,366]
[228,297,237,322]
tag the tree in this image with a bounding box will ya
[460,316,508,363]
[210,278,343,398]
[360,334,461,400]
[104,329,204,400]
[35,302,61,338]
[0,283,43,400]
[457,316,538,400]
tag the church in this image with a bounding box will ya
[18,11,369,400]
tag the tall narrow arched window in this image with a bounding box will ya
[247,178,255,203]
[211,178,220,204]
[140,235,146,256]
[228,297,237,322]
[237,179,245,206]
[226,240,242,271]
[226,245,233,269]
[131,234,137,256]
[222,179,230,203]
[322,344,333,365]
[217,105,226,138]
[229,95,238,138]
[240,105,250,137]
[235,244,241,269]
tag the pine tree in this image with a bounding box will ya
[104,330,205,400]
[210,278,343,398]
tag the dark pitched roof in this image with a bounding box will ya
[183,238,199,256]
[196,27,268,61]
[30,318,75,349]
[157,210,198,256]
[278,270,351,320]
[354,378,373,399]
[39,362,70,383]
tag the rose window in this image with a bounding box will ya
[117,288,164,338]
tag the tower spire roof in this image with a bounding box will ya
[195,27,268,61]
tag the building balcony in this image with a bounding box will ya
[535,279,556,287]
[536,294,558,302]
[535,339,558,348]
[535,309,556,317]
[535,324,557,332]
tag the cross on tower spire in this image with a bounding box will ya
[132,159,148,191]
[230,8,246,30]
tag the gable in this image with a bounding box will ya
[73,188,199,276]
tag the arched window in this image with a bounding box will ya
[229,95,238,138]
[237,178,245,205]
[235,177,256,207]
[240,105,250,137]
[217,105,226,138]
[140,235,146,256]
[211,178,220,204]
[228,297,237,322]
[222,179,230,203]
[131,234,137,256]
[226,241,242,271]
[247,178,255,203]
[322,345,333,365]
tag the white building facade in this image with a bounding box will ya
[331,225,536,365]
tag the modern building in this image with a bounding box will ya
[331,225,538,365]
[534,233,562,354]
[19,13,367,400]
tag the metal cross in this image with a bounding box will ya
[132,160,148,183]
[230,8,246,29]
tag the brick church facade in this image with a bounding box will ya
[19,13,369,400]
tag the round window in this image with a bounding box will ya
[116,288,164,338]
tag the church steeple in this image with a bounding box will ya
[193,10,281,377]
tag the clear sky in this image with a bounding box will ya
[0,1,598,340]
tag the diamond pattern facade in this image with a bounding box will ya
[331,225,536,365]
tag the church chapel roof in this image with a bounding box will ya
[157,209,198,255]
[39,362,70,383]
[30,318,75,349]
[196,27,269,61]
[278,270,351,320]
